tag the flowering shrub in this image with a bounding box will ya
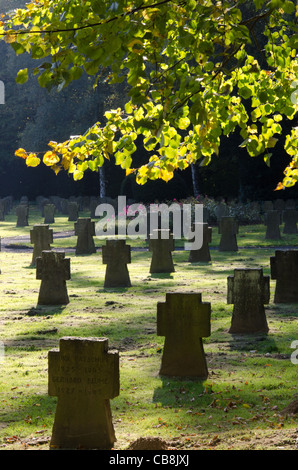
[176,197,263,225]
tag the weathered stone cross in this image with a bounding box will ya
[149,229,175,273]
[36,251,70,305]
[218,216,238,251]
[157,292,211,378]
[30,224,53,266]
[270,250,298,303]
[227,268,270,334]
[74,217,96,255]
[102,239,131,287]
[48,336,119,449]
[188,223,212,263]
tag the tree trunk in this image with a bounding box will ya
[191,163,200,198]
[99,166,106,198]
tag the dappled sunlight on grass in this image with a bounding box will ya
[0,206,297,449]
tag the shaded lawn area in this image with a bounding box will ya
[0,205,297,450]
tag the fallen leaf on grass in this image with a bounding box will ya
[208,435,221,446]
[4,436,19,443]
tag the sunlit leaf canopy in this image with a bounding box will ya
[0,0,297,189]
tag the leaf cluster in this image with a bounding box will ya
[0,0,297,189]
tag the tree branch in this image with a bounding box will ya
[0,0,175,37]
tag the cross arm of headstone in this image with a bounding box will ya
[102,241,131,265]
[48,337,120,400]
[157,292,211,338]
[36,252,71,280]
[227,270,270,305]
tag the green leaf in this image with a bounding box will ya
[239,86,252,100]
[283,1,295,14]
[88,160,98,171]
[264,153,272,167]
[11,42,26,55]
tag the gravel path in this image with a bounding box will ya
[0,230,297,253]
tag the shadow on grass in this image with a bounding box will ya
[152,376,208,407]
[227,333,279,354]
[24,306,67,317]
[96,287,131,294]
[148,273,174,280]
[0,393,56,434]
[268,304,298,319]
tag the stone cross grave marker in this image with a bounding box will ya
[102,239,131,287]
[30,224,53,266]
[60,199,69,215]
[20,195,28,205]
[285,199,295,209]
[214,201,229,221]
[74,217,96,255]
[44,204,56,224]
[157,292,211,378]
[270,250,298,303]
[274,198,285,216]
[16,204,29,227]
[227,268,270,334]
[39,198,50,217]
[218,216,238,251]
[283,209,298,234]
[68,202,79,221]
[36,251,70,305]
[48,336,119,450]
[90,198,100,218]
[263,200,273,213]
[188,223,212,263]
[149,229,175,273]
[265,210,281,239]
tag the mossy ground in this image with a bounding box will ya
[0,205,297,450]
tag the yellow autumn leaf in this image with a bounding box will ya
[48,141,58,150]
[160,169,174,182]
[4,32,17,43]
[43,151,60,166]
[67,160,76,174]
[26,153,40,167]
[15,148,28,159]
[275,182,285,191]
[61,154,73,171]
[126,168,136,176]
[51,164,61,175]
[73,169,84,181]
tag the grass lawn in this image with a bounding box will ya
[0,204,297,450]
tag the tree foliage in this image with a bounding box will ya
[0,0,297,190]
